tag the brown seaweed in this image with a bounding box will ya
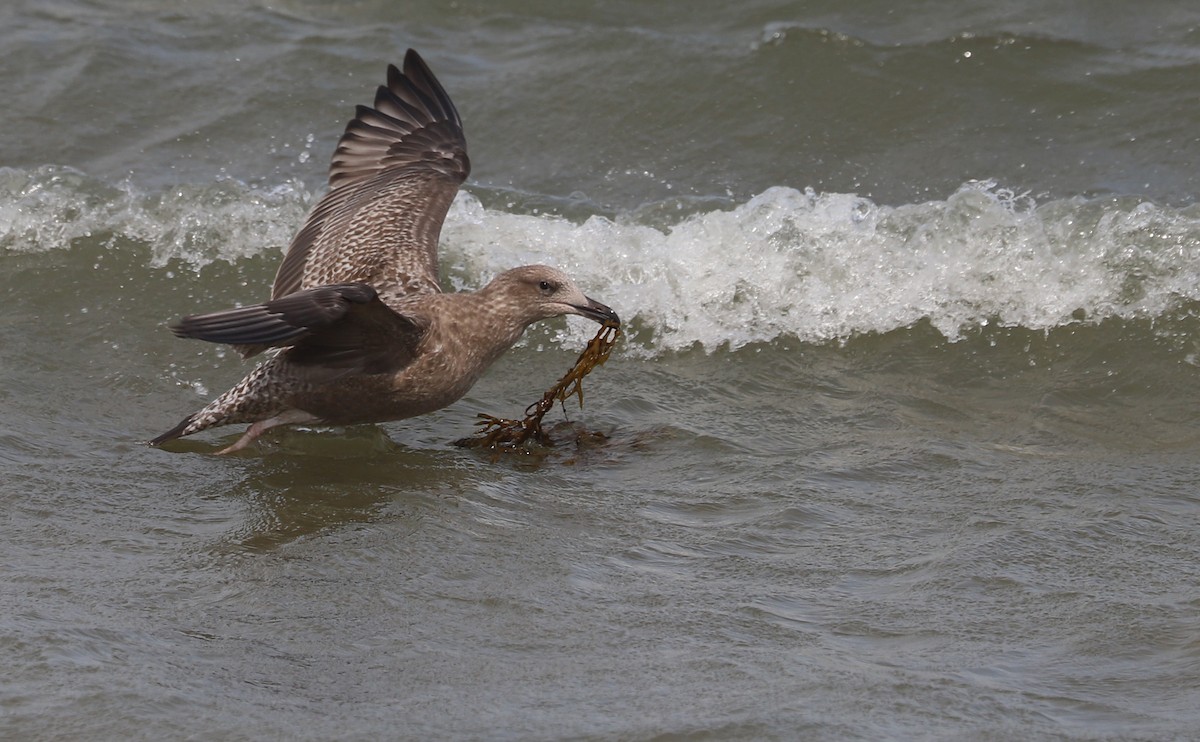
[455,321,621,450]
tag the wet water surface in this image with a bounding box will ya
[4,1,1200,739]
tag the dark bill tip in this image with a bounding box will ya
[574,296,620,328]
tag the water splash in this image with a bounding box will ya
[445,182,1200,351]
[5,166,1200,354]
[0,165,310,269]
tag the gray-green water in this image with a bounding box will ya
[4,1,1200,739]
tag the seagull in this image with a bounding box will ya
[151,50,619,454]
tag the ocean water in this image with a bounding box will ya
[4,1,1200,739]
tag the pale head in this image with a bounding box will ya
[484,265,619,328]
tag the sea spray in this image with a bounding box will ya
[445,181,1200,351]
[6,166,1200,354]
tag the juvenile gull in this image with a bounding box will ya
[151,50,619,454]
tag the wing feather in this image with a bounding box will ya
[271,49,470,302]
[170,283,427,375]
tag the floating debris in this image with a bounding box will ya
[456,322,621,450]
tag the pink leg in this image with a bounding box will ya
[216,409,318,455]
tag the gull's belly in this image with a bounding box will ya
[287,347,490,426]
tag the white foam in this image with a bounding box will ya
[443,182,1200,352]
[0,165,309,268]
[6,166,1200,354]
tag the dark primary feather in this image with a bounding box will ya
[171,284,379,347]
[271,49,471,302]
[330,51,467,189]
[284,289,429,374]
[170,283,427,374]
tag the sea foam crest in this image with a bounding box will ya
[443,183,1200,352]
[5,165,1200,354]
[0,165,309,268]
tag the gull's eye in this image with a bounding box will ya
[538,280,553,292]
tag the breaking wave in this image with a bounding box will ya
[6,165,1200,354]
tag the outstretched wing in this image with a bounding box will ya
[271,49,471,301]
[170,283,428,375]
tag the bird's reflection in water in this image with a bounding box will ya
[210,426,475,551]
[201,419,651,552]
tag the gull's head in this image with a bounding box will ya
[489,265,619,328]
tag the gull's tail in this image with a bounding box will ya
[149,413,200,446]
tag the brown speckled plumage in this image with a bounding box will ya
[152,50,618,454]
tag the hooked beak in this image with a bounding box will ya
[572,296,620,328]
